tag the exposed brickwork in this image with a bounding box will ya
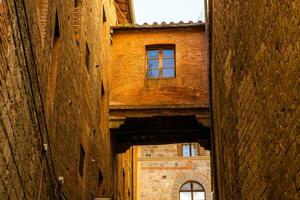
[0,0,130,199]
[141,144,178,158]
[116,147,134,200]
[111,26,208,108]
[210,1,300,199]
[136,145,212,200]
[1,1,211,199]
[110,24,210,200]
[73,0,81,40]
[0,1,52,199]
[37,0,48,45]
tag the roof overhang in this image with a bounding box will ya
[112,22,205,31]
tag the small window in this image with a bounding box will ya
[103,6,107,23]
[182,143,198,157]
[54,12,60,41]
[74,0,80,7]
[79,145,85,177]
[146,45,175,78]
[128,189,131,199]
[101,81,105,97]
[85,43,90,70]
[122,169,126,199]
[98,169,104,193]
[180,181,205,200]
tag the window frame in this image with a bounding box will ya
[182,143,199,157]
[179,181,206,200]
[146,44,176,79]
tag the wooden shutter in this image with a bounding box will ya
[177,144,183,156]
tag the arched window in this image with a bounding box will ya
[179,181,205,200]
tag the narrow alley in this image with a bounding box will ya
[0,0,299,200]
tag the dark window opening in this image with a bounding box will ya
[146,45,175,78]
[128,189,131,199]
[74,0,80,7]
[101,81,105,97]
[79,145,85,177]
[122,169,125,199]
[54,12,60,42]
[86,43,90,70]
[98,169,105,194]
[103,6,107,23]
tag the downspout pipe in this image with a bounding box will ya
[131,146,134,200]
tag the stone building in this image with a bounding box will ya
[109,22,211,200]
[208,1,300,200]
[136,144,212,200]
[1,0,299,199]
[0,0,134,199]
[110,22,210,150]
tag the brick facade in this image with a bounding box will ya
[210,1,300,199]
[110,23,210,200]
[0,0,132,199]
[136,145,212,200]
[111,25,208,108]
[0,1,48,198]
[2,0,299,199]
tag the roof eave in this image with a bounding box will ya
[112,22,205,31]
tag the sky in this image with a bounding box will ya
[133,0,205,24]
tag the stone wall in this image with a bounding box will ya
[0,1,52,199]
[210,1,300,199]
[116,147,134,200]
[111,26,208,108]
[136,145,212,200]
[0,0,126,199]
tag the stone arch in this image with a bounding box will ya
[171,172,211,200]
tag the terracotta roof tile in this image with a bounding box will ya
[112,21,205,30]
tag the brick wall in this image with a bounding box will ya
[0,0,124,199]
[29,0,119,198]
[1,1,41,199]
[141,144,178,158]
[111,26,208,108]
[210,1,300,199]
[136,145,212,200]
[116,147,134,200]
